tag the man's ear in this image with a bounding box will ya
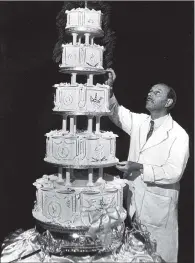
[165,98,173,108]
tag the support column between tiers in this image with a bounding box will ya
[65,168,72,187]
[99,167,103,178]
[87,116,93,133]
[72,33,78,45]
[57,167,64,184]
[96,116,101,133]
[70,116,76,134]
[62,115,67,131]
[87,168,93,186]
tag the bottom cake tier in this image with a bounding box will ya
[32,172,127,253]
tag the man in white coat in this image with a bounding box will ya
[106,69,189,263]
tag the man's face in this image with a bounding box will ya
[146,84,169,112]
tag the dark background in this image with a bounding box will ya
[0,1,193,262]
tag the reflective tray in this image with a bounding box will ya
[59,66,106,75]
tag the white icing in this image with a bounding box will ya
[33,174,126,228]
[65,8,102,31]
[53,83,110,113]
[44,131,118,167]
[61,44,104,69]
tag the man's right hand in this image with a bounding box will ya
[105,68,116,97]
[105,68,116,87]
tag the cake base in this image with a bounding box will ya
[35,219,125,254]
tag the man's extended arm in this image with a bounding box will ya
[109,95,132,135]
[106,68,146,135]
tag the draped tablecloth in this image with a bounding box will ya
[0,226,165,263]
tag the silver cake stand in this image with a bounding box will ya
[52,111,111,117]
[65,27,104,38]
[59,66,106,75]
[44,160,119,169]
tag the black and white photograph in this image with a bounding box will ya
[0,1,194,263]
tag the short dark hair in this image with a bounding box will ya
[157,83,177,111]
[166,86,177,111]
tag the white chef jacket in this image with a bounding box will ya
[109,95,189,263]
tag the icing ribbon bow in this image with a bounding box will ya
[81,202,121,247]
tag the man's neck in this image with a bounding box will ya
[150,110,168,120]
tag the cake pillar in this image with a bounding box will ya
[91,37,94,45]
[87,74,93,86]
[62,44,65,65]
[57,167,64,184]
[84,33,90,45]
[70,116,76,134]
[99,167,103,178]
[71,73,77,85]
[74,116,77,134]
[65,168,72,187]
[87,117,93,133]
[62,115,67,131]
[72,33,78,45]
[87,168,93,186]
[95,116,101,133]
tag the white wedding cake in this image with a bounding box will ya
[32,6,126,254]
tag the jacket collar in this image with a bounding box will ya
[139,114,173,152]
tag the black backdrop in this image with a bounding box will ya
[0,1,194,262]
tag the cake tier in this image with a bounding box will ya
[60,44,104,74]
[65,8,103,37]
[44,131,118,168]
[33,173,126,253]
[53,83,110,115]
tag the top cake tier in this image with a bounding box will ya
[65,8,103,37]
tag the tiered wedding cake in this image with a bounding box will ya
[32,6,127,254]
